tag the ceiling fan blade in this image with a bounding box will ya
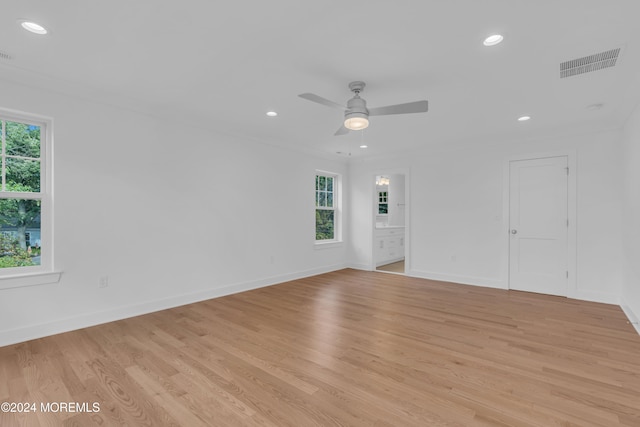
[298,93,345,110]
[368,100,428,116]
[334,124,350,136]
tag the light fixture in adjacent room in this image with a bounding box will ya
[518,115,531,121]
[376,176,390,186]
[344,112,369,131]
[20,20,49,35]
[483,34,503,46]
[266,111,278,117]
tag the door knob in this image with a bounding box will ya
[511,229,518,234]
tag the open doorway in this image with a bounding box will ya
[374,173,407,274]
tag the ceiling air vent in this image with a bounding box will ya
[0,51,12,61]
[560,48,620,78]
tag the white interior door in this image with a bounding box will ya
[509,156,568,296]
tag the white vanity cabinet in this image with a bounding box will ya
[374,227,405,266]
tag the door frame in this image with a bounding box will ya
[370,168,411,273]
[502,151,577,296]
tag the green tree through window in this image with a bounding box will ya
[316,173,336,241]
[0,120,42,269]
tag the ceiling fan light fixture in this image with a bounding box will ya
[344,112,369,131]
[299,80,428,136]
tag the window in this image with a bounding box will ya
[315,171,340,242]
[378,191,388,214]
[0,111,51,278]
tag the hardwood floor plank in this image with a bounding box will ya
[125,364,211,427]
[86,356,176,426]
[1,269,639,426]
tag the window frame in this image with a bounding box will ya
[0,108,57,288]
[315,170,342,246]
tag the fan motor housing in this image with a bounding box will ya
[346,96,368,115]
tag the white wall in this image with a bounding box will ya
[0,79,349,346]
[621,102,640,329]
[349,129,625,304]
[388,174,405,227]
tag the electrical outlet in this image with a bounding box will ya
[99,276,109,288]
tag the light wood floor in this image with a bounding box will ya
[376,260,405,273]
[1,269,639,426]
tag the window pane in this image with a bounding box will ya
[6,157,41,192]
[379,203,388,214]
[6,121,41,158]
[315,209,334,240]
[327,192,333,208]
[318,192,326,207]
[326,177,333,192]
[318,175,326,190]
[0,199,42,268]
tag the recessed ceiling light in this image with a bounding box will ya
[483,34,503,46]
[518,115,531,121]
[20,20,49,35]
[359,145,368,149]
[266,111,277,117]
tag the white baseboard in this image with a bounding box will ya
[621,304,640,335]
[0,263,348,347]
[408,270,625,305]
[567,289,621,305]
[348,262,372,271]
[407,269,506,289]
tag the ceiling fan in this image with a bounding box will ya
[299,81,428,136]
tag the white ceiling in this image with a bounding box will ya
[2,0,640,158]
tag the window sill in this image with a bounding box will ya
[0,272,62,290]
[314,240,344,250]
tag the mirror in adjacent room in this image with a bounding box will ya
[374,174,406,274]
